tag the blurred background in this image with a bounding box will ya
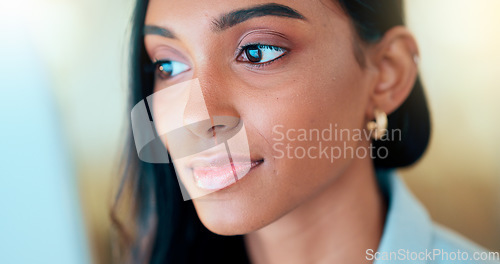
[0,0,499,263]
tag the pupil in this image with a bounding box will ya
[246,46,262,63]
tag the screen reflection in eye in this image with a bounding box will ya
[238,44,287,65]
[154,60,190,80]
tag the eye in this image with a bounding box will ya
[154,60,190,79]
[238,44,287,65]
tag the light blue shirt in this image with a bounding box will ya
[371,170,499,264]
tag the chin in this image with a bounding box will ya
[197,211,262,236]
[192,198,273,236]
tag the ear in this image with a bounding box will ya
[365,26,419,120]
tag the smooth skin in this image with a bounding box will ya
[144,0,419,263]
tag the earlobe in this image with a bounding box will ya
[367,26,419,118]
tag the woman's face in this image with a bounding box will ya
[144,0,376,235]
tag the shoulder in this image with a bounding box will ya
[374,170,499,264]
[430,223,500,264]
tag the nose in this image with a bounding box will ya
[182,76,240,140]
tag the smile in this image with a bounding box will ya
[190,154,263,191]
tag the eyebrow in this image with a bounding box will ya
[144,3,306,38]
[144,25,176,39]
[212,3,306,31]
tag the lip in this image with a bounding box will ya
[188,153,263,191]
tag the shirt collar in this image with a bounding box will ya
[374,169,433,262]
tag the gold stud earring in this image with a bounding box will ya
[366,109,388,140]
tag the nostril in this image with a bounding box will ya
[208,124,226,135]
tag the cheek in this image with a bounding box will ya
[259,47,369,175]
[191,33,370,236]
[192,57,369,236]
[251,47,370,211]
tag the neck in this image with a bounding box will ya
[244,157,386,264]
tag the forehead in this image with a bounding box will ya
[144,0,346,32]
